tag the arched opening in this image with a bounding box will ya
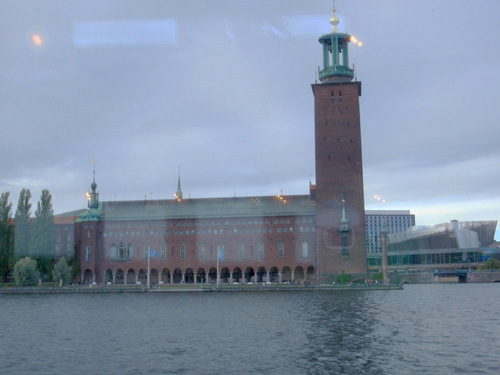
[244,267,255,283]
[295,266,305,283]
[269,266,279,283]
[83,269,93,284]
[220,267,230,283]
[138,269,147,284]
[197,268,206,284]
[232,267,242,283]
[208,267,217,284]
[306,266,315,282]
[161,268,170,284]
[115,269,124,284]
[126,269,136,284]
[104,269,113,284]
[173,268,183,283]
[185,268,194,284]
[256,267,267,283]
[150,269,159,285]
[282,266,292,283]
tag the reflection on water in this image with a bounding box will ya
[1,284,500,374]
[301,291,383,374]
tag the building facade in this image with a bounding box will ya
[67,8,368,285]
[386,220,498,271]
[365,210,416,270]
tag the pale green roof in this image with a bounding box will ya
[99,195,316,221]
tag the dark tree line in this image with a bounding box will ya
[0,192,14,282]
[0,188,56,282]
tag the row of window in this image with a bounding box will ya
[366,217,414,224]
[55,234,72,242]
[101,226,316,239]
[90,217,315,231]
[55,244,73,252]
[88,241,311,262]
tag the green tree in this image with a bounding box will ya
[336,273,352,284]
[479,258,500,270]
[13,257,39,286]
[70,243,80,282]
[33,189,54,255]
[0,192,13,282]
[52,257,71,285]
[32,189,55,280]
[14,188,32,258]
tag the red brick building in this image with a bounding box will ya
[68,8,367,284]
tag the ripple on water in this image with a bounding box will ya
[1,285,500,374]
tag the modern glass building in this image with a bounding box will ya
[365,210,416,270]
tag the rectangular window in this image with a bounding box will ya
[199,243,205,260]
[86,246,91,261]
[302,242,308,258]
[180,244,185,259]
[341,233,349,256]
[218,244,224,260]
[238,243,244,259]
[119,245,125,260]
[144,246,149,260]
[278,241,284,258]
[161,244,166,260]
[258,242,264,259]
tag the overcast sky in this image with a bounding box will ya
[1,0,499,239]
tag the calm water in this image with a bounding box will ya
[1,284,499,374]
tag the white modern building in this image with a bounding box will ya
[365,210,416,269]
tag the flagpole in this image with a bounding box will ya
[217,246,220,288]
[147,245,150,289]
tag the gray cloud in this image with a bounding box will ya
[0,0,498,239]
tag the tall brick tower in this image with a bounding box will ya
[312,7,367,279]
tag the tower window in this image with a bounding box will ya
[330,91,334,101]
[339,90,342,101]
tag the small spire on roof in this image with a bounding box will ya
[175,165,183,200]
[88,157,99,209]
[330,0,341,33]
[91,157,98,192]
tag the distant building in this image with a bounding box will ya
[366,210,416,252]
[54,215,78,261]
[365,210,416,269]
[386,220,498,270]
[64,7,368,285]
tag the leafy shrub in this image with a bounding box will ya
[52,257,71,285]
[13,257,39,286]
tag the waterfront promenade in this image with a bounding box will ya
[0,282,403,294]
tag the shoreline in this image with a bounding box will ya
[0,283,403,294]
